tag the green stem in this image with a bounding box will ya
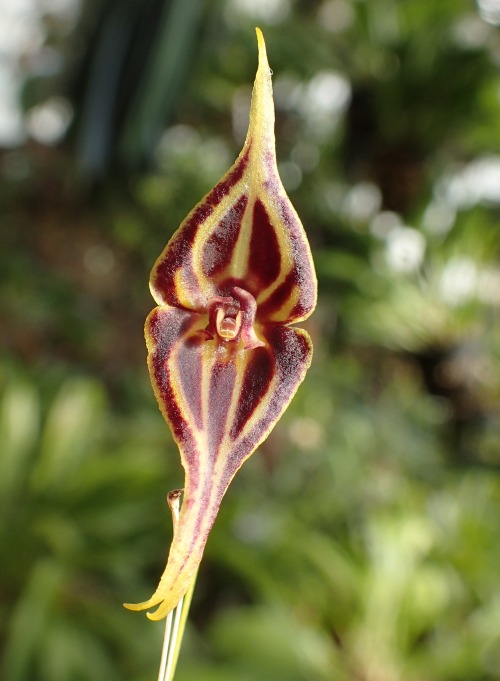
[157,491,198,681]
[157,611,173,681]
[168,568,198,677]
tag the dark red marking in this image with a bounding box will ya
[207,358,237,458]
[216,277,251,298]
[248,199,281,287]
[256,269,297,321]
[201,194,248,278]
[152,206,211,309]
[230,347,274,439]
[151,149,250,309]
[176,337,204,432]
[275,197,317,318]
[206,148,250,206]
[264,324,311,366]
[147,307,201,468]
[223,324,312,481]
[289,294,314,320]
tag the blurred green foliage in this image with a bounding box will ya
[1,0,500,679]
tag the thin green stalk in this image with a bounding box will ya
[157,611,174,681]
[167,567,198,677]
[157,491,198,681]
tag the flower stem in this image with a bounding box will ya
[157,490,197,681]
[157,611,174,681]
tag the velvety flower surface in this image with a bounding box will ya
[124,28,317,621]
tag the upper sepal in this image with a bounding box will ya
[149,28,316,324]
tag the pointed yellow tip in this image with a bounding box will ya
[146,608,165,622]
[246,26,275,161]
[255,27,268,68]
[123,602,147,612]
[123,595,162,613]
[123,601,170,620]
[124,593,181,620]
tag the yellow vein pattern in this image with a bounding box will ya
[124,29,317,621]
[150,28,316,323]
[126,305,312,619]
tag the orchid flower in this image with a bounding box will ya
[124,28,317,621]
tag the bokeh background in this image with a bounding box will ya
[1,0,500,679]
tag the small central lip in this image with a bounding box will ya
[215,307,242,341]
[200,287,264,350]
